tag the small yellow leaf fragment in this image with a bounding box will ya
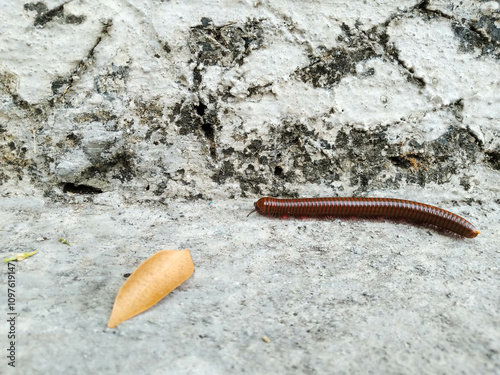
[107,249,194,328]
[262,335,271,343]
[59,238,71,246]
[4,251,37,263]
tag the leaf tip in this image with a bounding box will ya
[107,317,119,329]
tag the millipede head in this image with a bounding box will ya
[248,197,268,217]
[255,197,268,215]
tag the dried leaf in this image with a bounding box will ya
[108,249,194,328]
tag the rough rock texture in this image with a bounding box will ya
[1,0,498,200]
[1,1,499,374]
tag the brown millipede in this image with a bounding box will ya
[249,197,480,238]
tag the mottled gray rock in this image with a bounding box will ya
[55,151,92,181]
[1,0,498,200]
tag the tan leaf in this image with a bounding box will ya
[108,249,194,328]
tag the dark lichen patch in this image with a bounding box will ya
[151,169,186,197]
[296,24,378,87]
[23,2,48,15]
[24,2,85,27]
[51,78,70,96]
[460,176,472,191]
[170,98,219,159]
[335,127,394,190]
[415,0,500,58]
[24,2,63,27]
[485,150,500,170]
[213,160,236,184]
[135,97,166,128]
[211,120,341,196]
[135,98,172,144]
[65,132,82,147]
[73,110,118,125]
[1,70,47,115]
[0,132,32,184]
[0,169,10,185]
[0,70,19,96]
[173,101,204,136]
[344,124,480,191]
[247,83,273,98]
[110,152,136,183]
[65,14,85,25]
[210,111,482,197]
[163,42,172,53]
[452,16,500,57]
[94,64,130,99]
[77,149,136,185]
[189,18,265,67]
[152,181,167,196]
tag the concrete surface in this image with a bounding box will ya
[1,190,499,374]
[1,0,500,373]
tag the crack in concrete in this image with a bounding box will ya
[54,20,113,104]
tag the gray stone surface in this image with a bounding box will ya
[1,0,499,373]
[0,194,498,374]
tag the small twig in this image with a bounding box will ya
[59,238,71,246]
[4,251,38,263]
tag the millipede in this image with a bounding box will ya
[248,197,480,238]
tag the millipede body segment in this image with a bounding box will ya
[251,197,480,238]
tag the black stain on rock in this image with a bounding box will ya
[24,2,85,27]
[77,149,136,185]
[189,18,265,67]
[110,151,136,182]
[174,101,204,136]
[163,42,172,53]
[170,97,219,160]
[485,150,500,170]
[182,18,266,166]
[208,109,482,197]
[23,2,48,15]
[452,16,500,58]
[297,24,378,87]
[25,2,63,27]
[65,14,85,25]
[195,101,217,159]
[51,78,70,96]
[136,98,170,144]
